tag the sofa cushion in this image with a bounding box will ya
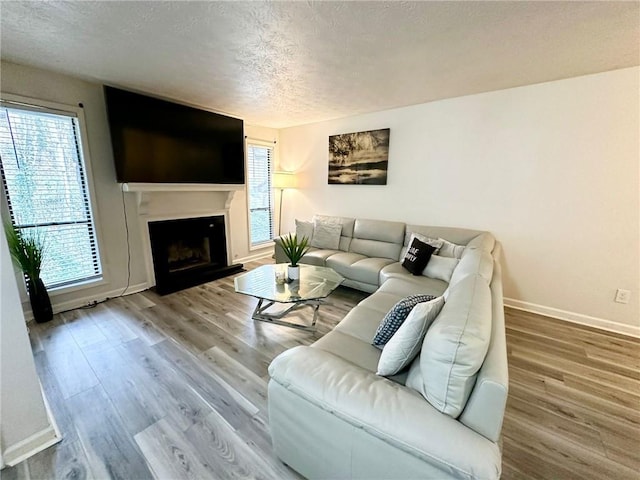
[334,305,385,343]
[465,232,495,253]
[406,274,492,418]
[354,218,405,244]
[377,297,445,376]
[449,249,494,287]
[341,278,379,294]
[404,225,485,247]
[350,219,405,260]
[313,330,381,373]
[350,238,402,261]
[401,238,436,275]
[326,253,394,286]
[301,248,339,266]
[372,294,437,348]
[379,264,449,296]
[357,291,403,315]
[311,222,342,249]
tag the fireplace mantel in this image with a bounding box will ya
[121,182,244,212]
[125,183,242,289]
[120,183,245,193]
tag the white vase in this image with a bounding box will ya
[288,265,300,281]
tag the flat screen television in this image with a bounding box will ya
[104,86,245,184]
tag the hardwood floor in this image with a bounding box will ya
[502,310,639,480]
[3,259,638,479]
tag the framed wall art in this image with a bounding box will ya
[328,128,390,185]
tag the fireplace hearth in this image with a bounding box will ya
[148,215,242,294]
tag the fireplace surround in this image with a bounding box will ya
[148,215,242,294]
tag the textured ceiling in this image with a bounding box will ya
[1,1,638,128]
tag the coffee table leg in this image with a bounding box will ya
[311,303,320,328]
[252,298,322,331]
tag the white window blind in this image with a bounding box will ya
[247,144,274,246]
[0,104,102,289]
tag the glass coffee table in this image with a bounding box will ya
[234,264,344,331]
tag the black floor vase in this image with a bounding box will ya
[28,277,53,323]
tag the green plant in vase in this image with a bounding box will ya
[280,233,310,280]
[4,221,53,323]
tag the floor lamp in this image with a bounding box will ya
[272,171,297,236]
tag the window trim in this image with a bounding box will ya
[245,140,276,251]
[0,92,108,296]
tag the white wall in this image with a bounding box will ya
[279,67,639,333]
[0,61,275,313]
[0,229,59,466]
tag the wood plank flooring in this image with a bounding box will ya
[502,310,640,480]
[2,258,638,479]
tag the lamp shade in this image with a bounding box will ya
[273,171,297,189]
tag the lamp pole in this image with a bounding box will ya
[278,187,284,236]
[272,171,297,237]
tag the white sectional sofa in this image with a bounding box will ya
[269,216,508,480]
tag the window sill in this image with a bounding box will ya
[47,276,107,297]
[249,241,274,252]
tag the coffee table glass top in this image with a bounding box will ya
[234,264,344,303]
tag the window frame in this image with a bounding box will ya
[0,92,108,295]
[245,141,276,250]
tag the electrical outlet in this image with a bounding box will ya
[614,289,631,304]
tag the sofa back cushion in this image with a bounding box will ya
[449,249,494,287]
[350,219,405,260]
[406,274,492,418]
[313,215,356,251]
[465,232,496,253]
[404,225,486,248]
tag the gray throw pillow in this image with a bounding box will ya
[372,294,436,348]
[295,219,314,242]
[311,222,341,249]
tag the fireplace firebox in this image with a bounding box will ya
[148,216,243,295]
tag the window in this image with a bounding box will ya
[0,102,102,289]
[246,144,274,246]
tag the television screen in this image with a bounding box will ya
[104,86,245,184]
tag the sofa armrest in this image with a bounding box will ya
[459,247,508,441]
[273,236,289,263]
[269,346,501,480]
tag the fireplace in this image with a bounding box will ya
[148,215,243,294]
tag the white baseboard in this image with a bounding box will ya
[3,383,62,467]
[504,297,640,338]
[235,249,274,264]
[24,281,150,322]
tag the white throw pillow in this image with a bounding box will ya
[438,238,465,259]
[311,222,342,249]
[422,255,459,282]
[377,296,445,376]
[295,219,314,242]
